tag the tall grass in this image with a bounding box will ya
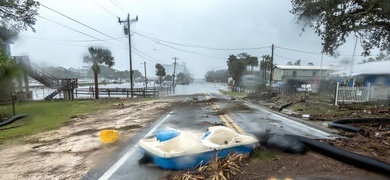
[0,100,113,144]
[219,90,248,98]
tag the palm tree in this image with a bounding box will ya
[294,59,301,66]
[83,47,114,99]
[155,63,166,87]
[260,55,272,86]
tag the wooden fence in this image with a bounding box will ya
[75,87,172,98]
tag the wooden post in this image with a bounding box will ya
[335,82,339,106]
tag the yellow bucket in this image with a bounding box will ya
[99,130,119,143]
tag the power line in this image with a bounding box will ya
[275,46,322,55]
[138,37,173,59]
[41,4,126,46]
[113,0,126,9]
[132,50,161,65]
[132,46,164,64]
[92,0,118,18]
[157,42,227,59]
[37,15,116,46]
[20,35,126,42]
[109,0,126,12]
[133,31,271,51]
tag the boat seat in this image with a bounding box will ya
[158,133,194,153]
[205,132,237,146]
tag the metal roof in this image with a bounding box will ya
[275,65,335,70]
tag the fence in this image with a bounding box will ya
[334,82,390,106]
[75,87,163,99]
[334,82,371,106]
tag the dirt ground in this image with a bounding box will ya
[0,98,176,180]
[235,151,389,180]
[1,96,390,180]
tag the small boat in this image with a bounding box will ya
[138,126,259,170]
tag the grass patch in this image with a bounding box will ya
[219,90,248,98]
[213,103,253,115]
[0,100,114,144]
[251,149,277,161]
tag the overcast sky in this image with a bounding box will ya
[11,0,370,79]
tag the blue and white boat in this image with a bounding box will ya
[138,126,259,170]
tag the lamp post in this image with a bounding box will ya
[119,14,138,98]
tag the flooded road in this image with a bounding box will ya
[83,85,338,180]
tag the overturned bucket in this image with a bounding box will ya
[99,130,119,143]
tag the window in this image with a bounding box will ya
[312,71,317,76]
[292,71,297,77]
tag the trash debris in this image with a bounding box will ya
[302,114,310,119]
[278,102,293,111]
[99,130,119,143]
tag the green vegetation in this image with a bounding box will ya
[291,0,390,57]
[251,150,277,161]
[204,69,229,83]
[227,53,259,87]
[219,89,248,98]
[0,100,113,144]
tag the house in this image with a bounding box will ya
[273,65,334,83]
[345,61,390,100]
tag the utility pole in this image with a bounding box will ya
[172,57,178,93]
[270,44,274,92]
[118,14,138,98]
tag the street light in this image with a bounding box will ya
[119,14,138,98]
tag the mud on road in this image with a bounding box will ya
[0,98,176,180]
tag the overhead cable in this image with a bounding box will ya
[133,31,271,51]
[41,4,126,45]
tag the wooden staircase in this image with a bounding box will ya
[13,56,78,100]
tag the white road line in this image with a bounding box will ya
[98,113,172,180]
[247,104,332,137]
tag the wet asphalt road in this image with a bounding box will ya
[83,83,338,180]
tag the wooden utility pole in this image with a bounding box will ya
[118,14,138,98]
[172,57,178,93]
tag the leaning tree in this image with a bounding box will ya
[291,0,390,56]
[0,0,40,32]
[155,63,166,87]
[83,47,114,99]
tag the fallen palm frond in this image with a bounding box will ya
[172,152,250,180]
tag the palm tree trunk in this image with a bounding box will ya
[94,70,99,99]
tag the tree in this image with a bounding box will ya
[155,63,166,86]
[0,49,17,101]
[0,0,40,32]
[294,59,301,66]
[238,53,258,72]
[227,55,246,87]
[0,26,18,44]
[361,49,390,63]
[308,62,314,66]
[83,47,114,99]
[164,74,172,81]
[286,61,293,66]
[260,55,272,86]
[177,72,185,82]
[291,0,390,56]
[204,69,229,83]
